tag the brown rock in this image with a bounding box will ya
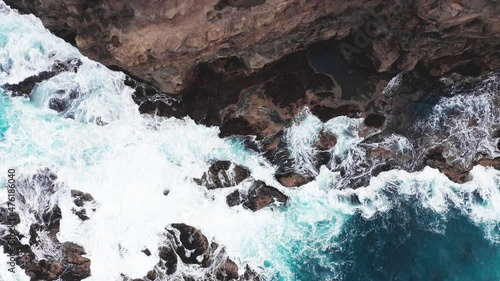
[317,130,337,150]
[168,223,212,267]
[276,172,310,188]
[8,0,500,95]
[195,161,251,189]
[242,180,288,211]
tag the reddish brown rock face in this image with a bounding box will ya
[6,0,500,94]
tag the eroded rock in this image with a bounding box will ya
[195,161,251,189]
[5,59,81,97]
[9,0,500,95]
[0,169,91,281]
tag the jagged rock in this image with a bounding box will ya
[225,179,288,210]
[226,190,242,207]
[141,248,151,257]
[240,265,261,281]
[5,59,81,97]
[478,157,500,170]
[317,130,337,150]
[0,169,91,281]
[71,190,95,221]
[131,224,258,280]
[242,180,288,211]
[60,242,92,280]
[195,161,250,189]
[71,190,94,207]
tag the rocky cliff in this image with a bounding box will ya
[6,0,500,93]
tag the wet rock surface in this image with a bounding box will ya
[4,59,81,97]
[227,180,288,211]
[71,190,95,221]
[194,161,250,189]
[0,169,91,281]
[123,223,259,281]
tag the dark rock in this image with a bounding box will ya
[12,0,500,96]
[163,189,170,196]
[242,180,288,212]
[0,170,92,281]
[216,258,239,281]
[71,190,94,207]
[276,172,310,188]
[60,242,92,281]
[478,157,500,170]
[142,248,151,256]
[439,163,470,184]
[240,265,260,281]
[73,209,89,221]
[316,151,332,168]
[364,113,386,128]
[195,161,250,189]
[226,190,242,207]
[70,190,95,221]
[168,223,211,266]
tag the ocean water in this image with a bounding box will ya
[0,2,499,281]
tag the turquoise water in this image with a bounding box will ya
[0,91,10,140]
[0,2,500,281]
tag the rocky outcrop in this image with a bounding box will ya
[4,59,81,97]
[124,223,259,281]
[7,0,500,94]
[0,169,91,281]
[227,180,287,211]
